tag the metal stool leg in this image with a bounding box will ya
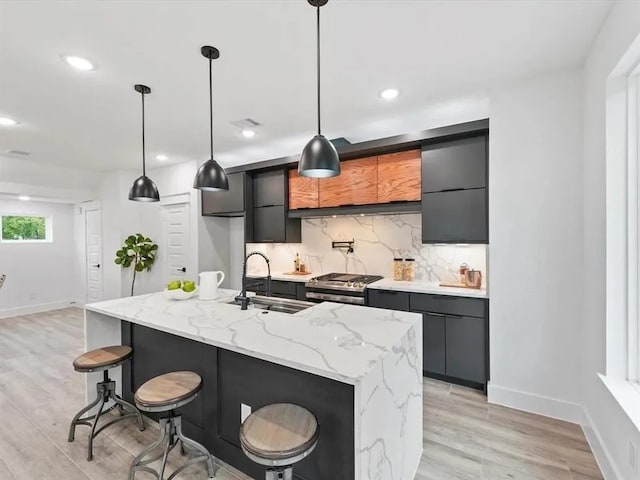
[68,392,101,442]
[69,370,145,462]
[86,393,107,461]
[174,416,216,478]
[129,419,170,480]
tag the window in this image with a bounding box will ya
[1,215,52,242]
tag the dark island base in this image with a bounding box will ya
[121,322,355,479]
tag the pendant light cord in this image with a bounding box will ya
[209,56,214,160]
[316,4,321,136]
[141,90,146,177]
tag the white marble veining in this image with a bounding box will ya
[85,289,420,385]
[84,289,423,480]
[246,213,488,286]
[369,277,489,298]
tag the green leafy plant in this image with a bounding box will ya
[114,234,158,296]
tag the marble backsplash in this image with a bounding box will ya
[246,214,487,285]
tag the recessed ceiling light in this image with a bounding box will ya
[241,129,256,139]
[0,116,18,126]
[156,154,168,161]
[379,88,399,100]
[18,195,30,201]
[64,55,95,71]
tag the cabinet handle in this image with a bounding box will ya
[439,188,465,193]
[432,295,458,300]
[377,290,399,295]
[389,200,409,204]
[446,314,464,319]
[425,312,445,317]
[339,203,355,207]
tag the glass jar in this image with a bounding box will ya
[404,258,416,281]
[393,258,404,281]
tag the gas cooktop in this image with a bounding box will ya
[306,272,384,292]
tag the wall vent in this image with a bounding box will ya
[5,149,30,156]
[230,118,261,129]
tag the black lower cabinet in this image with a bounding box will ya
[445,315,486,384]
[121,322,354,479]
[422,313,446,375]
[368,289,489,389]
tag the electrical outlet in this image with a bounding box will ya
[629,440,638,473]
[241,403,251,424]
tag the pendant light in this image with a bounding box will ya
[298,0,340,178]
[193,46,229,191]
[129,84,160,202]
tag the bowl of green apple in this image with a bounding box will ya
[163,279,198,300]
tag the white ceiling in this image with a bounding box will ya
[0,0,612,173]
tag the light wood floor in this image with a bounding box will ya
[0,308,603,480]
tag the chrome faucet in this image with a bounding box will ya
[235,251,271,310]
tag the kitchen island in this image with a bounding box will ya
[84,289,422,479]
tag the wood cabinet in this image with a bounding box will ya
[377,150,421,202]
[288,170,319,209]
[318,157,378,207]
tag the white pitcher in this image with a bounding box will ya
[199,271,225,300]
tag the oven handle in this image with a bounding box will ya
[305,291,365,305]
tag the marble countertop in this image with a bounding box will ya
[368,277,489,298]
[85,289,421,385]
[247,272,314,283]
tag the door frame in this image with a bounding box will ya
[160,192,196,284]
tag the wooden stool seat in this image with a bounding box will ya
[73,345,133,372]
[134,371,202,411]
[240,403,319,465]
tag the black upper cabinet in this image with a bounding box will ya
[421,189,487,243]
[421,136,487,193]
[201,172,249,217]
[254,170,286,207]
[250,169,301,243]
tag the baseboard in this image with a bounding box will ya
[581,407,621,480]
[0,300,78,319]
[487,382,584,424]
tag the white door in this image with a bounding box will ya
[162,202,191,284]
[85,208,103,303]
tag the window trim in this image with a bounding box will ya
[0,214,53,243]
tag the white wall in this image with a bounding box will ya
[488,68,585,419]
[582,2,640,479]
[0,199,76,317]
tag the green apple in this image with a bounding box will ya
[182,281,196,293]
[167,280,182,291]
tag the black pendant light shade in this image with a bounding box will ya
[298,0,340,178]
[193,46,229,191]
[299,134,340,178]
[193,159,229,191]
[129,175,160,201]
[129,84,159,202]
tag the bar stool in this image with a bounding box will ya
[240,403,319,480]
[68,345,145,461]
[129,371,216,480]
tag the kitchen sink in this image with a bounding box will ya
[227,296,315,314]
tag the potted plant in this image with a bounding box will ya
[115,234,158,296]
